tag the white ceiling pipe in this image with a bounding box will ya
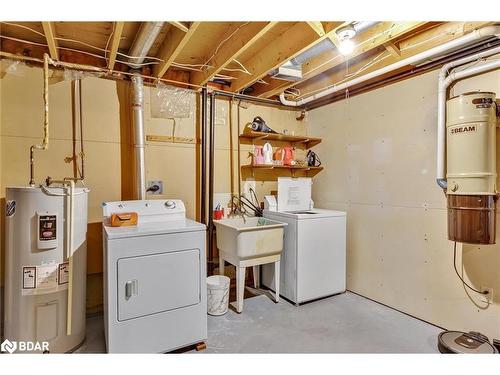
[436,45,500,189]
[279,25,500,107]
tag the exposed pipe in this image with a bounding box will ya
[200,88,208,224]
[128,22,168,199]
[29,53,51,186]
[280,25,500,107]
[70,78,85,180]
[436,45,500,189]
[127,22,164,68]
[131,75,146,199]
[208,92,216,275]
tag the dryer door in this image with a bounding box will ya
[117,249,201,321]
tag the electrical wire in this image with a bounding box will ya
[0,35,159,68]
[0,22,164,62]
[232,59,251,75]
[453,241,488,295]
[1,21,46,37]
[201,22,250,70]
[214,74,237,80]
[103,22,115,64]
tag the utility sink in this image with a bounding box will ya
[214,217,287,260]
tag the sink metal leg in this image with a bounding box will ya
[252,265,260,289]
[236,266,246,313]
[274,261,280,303]
[219,255,225,276]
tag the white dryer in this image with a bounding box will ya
[262,178,346,305]
[102,199,206,353]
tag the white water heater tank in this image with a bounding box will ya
[4,186,88,353]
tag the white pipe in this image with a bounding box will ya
[66,179,75,336]
[436,45,500,189]
[280,25,500,107]
[131,75,146,199]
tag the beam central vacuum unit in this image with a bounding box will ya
[4,185,89,353]
[446,92,499,244]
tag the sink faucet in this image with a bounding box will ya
[228,198,247,223]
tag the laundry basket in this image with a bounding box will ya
[207,275,230,316]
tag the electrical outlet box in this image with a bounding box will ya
[481,287,494,304]
[243,180,256,199]
[147,180,163,195]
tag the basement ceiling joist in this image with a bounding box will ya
[0,21,496,108]
[293,21,495,101]
[250,21,433,98]
[190,22,276,86]
[226,22,323,93]
[153,22,201,78]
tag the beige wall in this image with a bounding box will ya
[0,61,301,312]
[308,68,500,338]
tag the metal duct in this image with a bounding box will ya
[128,22,164,199]
[131,75,146,199]
[353,21,380,34]
[128,22,164,68]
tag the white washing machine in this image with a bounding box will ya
[262,178,346,305]
[102,199,206,353]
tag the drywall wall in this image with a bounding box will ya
[0,61,302,313]
[308,68,500,338]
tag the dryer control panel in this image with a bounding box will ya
[102,199,186,224]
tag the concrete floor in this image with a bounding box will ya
[76,291,442,353]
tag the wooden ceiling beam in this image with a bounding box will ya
[168,21,189,33]
[41,22,59,60]
[107,21,125,70]
[307,22,326,37]
[153,22,201,78]
[384,41,401,57]
[227,22,323,93]
[295,21,494,100]
[190,22,276,86]
[252,21,431,98]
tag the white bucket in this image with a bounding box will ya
[207,275,230,316]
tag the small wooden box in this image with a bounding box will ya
[109,212,138,227]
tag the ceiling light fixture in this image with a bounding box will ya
[336,25,357,56]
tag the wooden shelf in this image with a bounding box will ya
[241,164,323,179]
[239,131,321,149]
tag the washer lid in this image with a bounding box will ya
[264,208,346,219]
[438,331,498,354]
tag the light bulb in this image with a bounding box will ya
[338,39,355,55]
